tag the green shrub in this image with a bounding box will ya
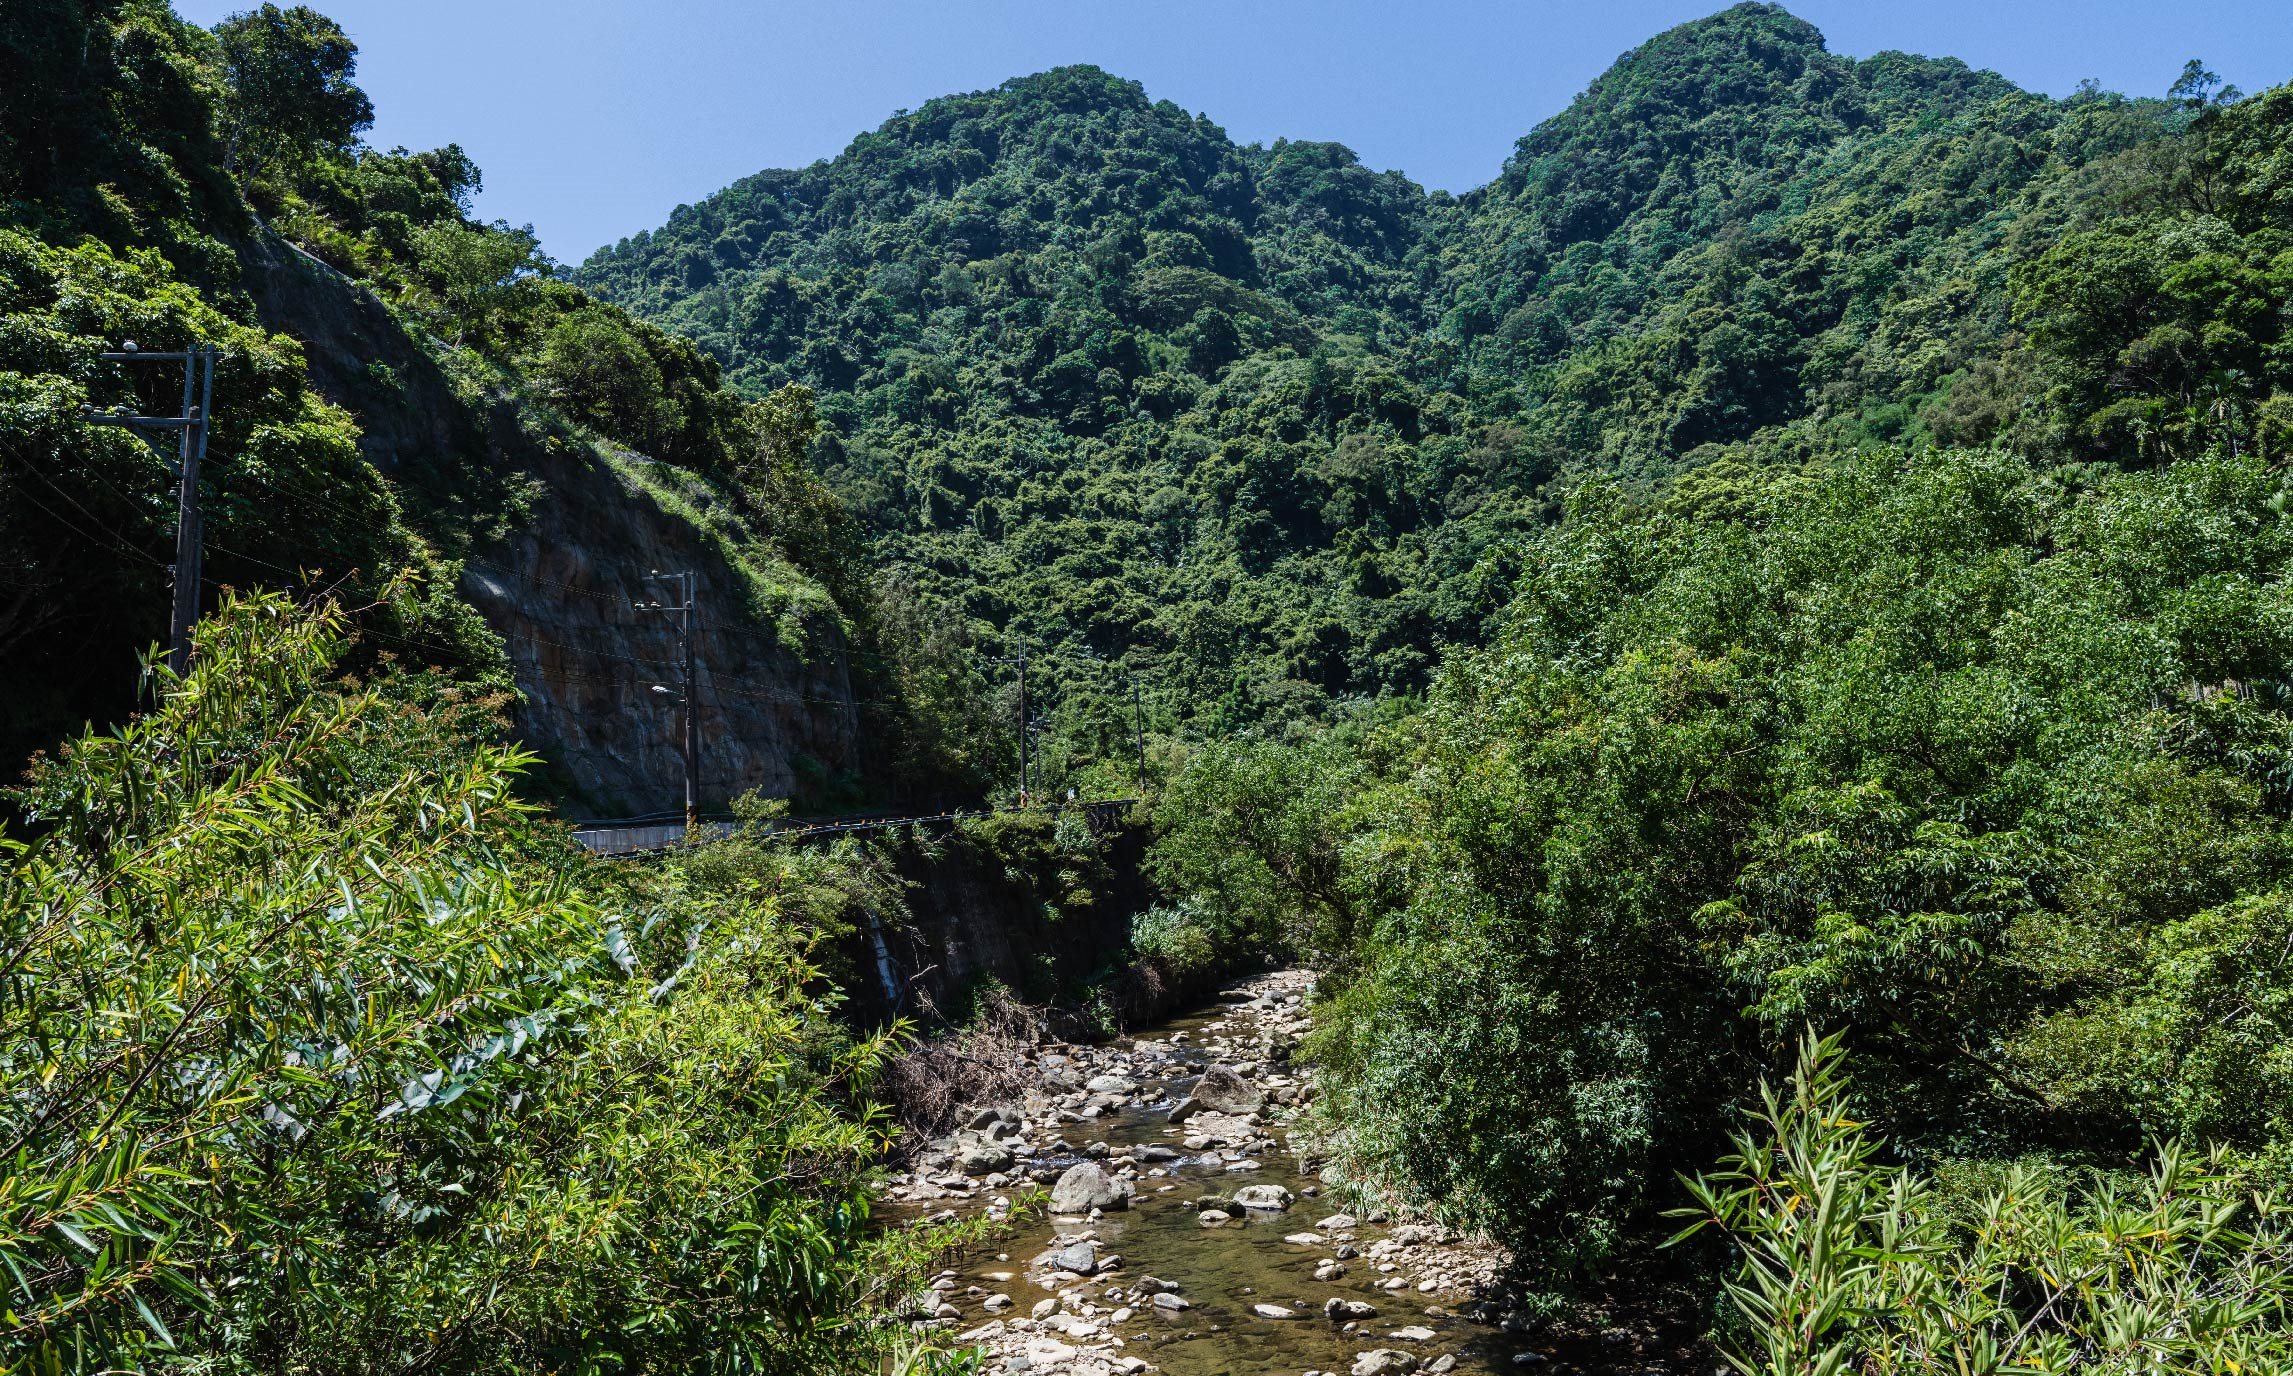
[1676,1032,2293,1374]
[0,593,934,1372]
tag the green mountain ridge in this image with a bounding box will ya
[9,2,2293,1366]
[573,3,2193,788]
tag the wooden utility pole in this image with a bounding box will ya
[639,571,700,831]
[84,341,216,677]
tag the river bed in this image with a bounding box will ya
[881,970,1601,1376]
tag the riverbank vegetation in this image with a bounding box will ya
[0,593,982,1371]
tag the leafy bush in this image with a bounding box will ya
[1145,732,1365,969]
[1126,900,1223,978]
[1677,1033,2293,1374]
[0,593,930,1372]
[1178,447,2293,1276]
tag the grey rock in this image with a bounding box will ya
[1151,1291,1190,1311]
[1231,1183,1294,1212]
[1050,1241,1098,1275]
[1169,1064,1265,1122]
[1049,1161,1132,1214]
[1352,1352,1419,1376]
[959,1144,1013,1175]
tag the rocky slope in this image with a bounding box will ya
[241,231,861,817]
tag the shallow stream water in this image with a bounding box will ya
[880,972,1558,1376]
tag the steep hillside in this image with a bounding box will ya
[577,66,1516,779]
[578,4,2185,789]
[1426,4,2169,475]
[0,0,879,815]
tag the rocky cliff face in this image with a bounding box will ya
[238,232,860,818]
[463,447,860,819]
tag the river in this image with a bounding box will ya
[880,970,1616,1376]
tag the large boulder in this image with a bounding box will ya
[1049,1161,1132,1214]
[958,1143,1013,1175]
[1231,1183,1294,1212]
[1352,1352,1419,1376]
[1168,1064,1264,1122]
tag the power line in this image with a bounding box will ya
[9,477,170,569]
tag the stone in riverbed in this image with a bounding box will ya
[1231,1183,1294,1211]
[1049,1161,1132,1214]
[1283,1231,1325,1246]
[1352,1351,1419,1376]
[1168,1064,1264,1121]
[1151,1291,1191,1311]
[1326,1298,1378,1319]
[1049,1241,1098,1275]
[1197,1209,1232,1226]
[958,1143,1013,1175]
[1317,1213,1359,1231]
[1253,1303,1297,1319]
[1085,1073,1136,1094]
[1392,1325,1437,1341]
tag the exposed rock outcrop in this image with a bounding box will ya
[238,231,859,817]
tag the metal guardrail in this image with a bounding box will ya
[569,798,1140,857]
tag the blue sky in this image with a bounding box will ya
[171,1,2293,266]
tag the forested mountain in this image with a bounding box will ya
[579,5,2249,792]
[10,0,2293,1367]
[0,0,976,812]
[591,3,2293,1345]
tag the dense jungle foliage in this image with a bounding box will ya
[579,4,2288,797]
[10,0,2293,1363]
[0,594,973,1372]
[1132,48,2293,1348]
